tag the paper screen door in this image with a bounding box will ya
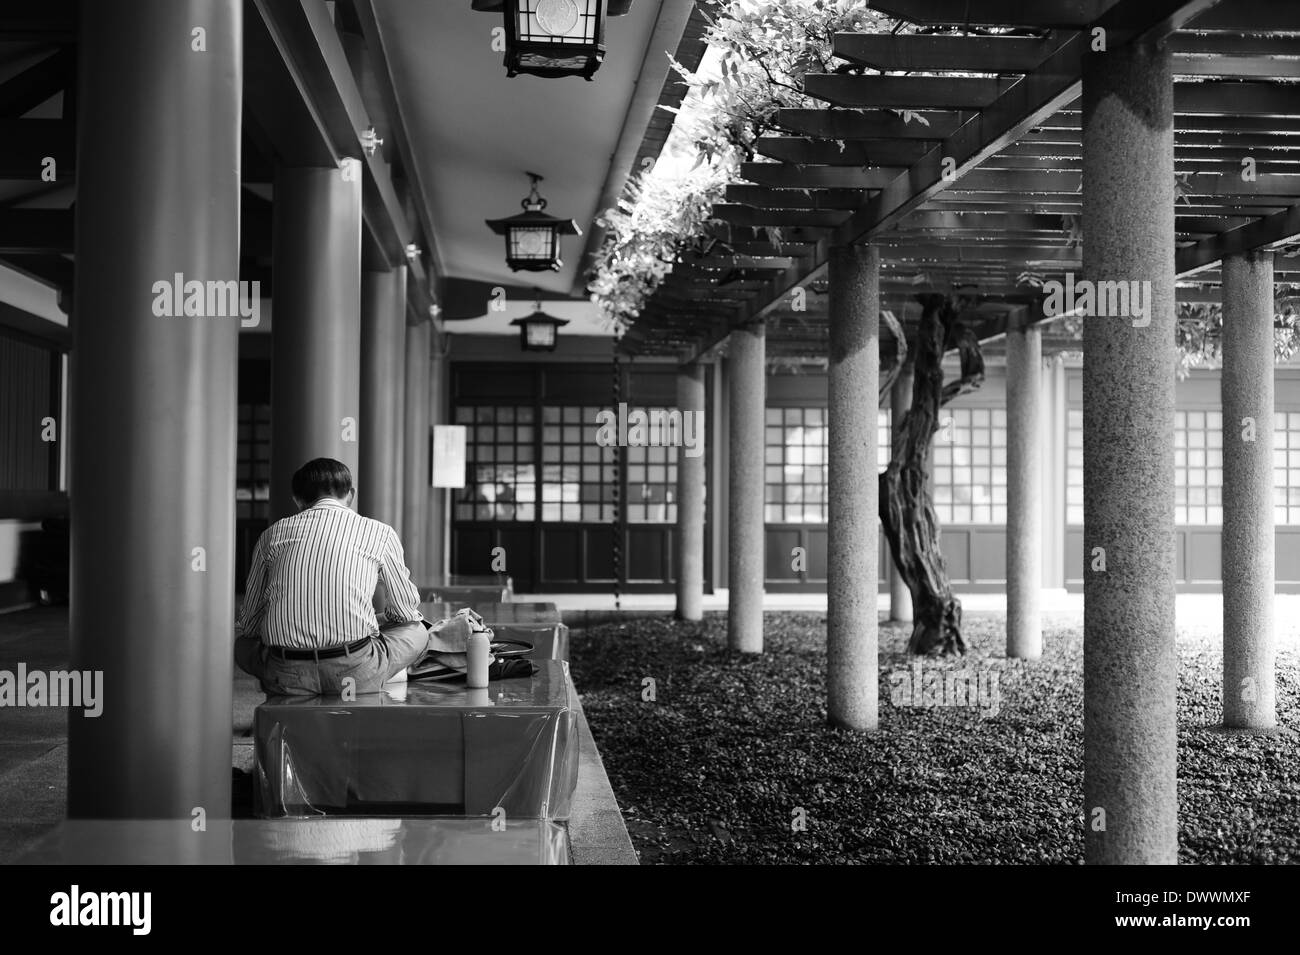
[431,424,467,488]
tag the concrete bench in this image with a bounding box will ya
[421,600,562,627]
[445,573,515,594]
[19,817,569,865]
[419,584,511,603]
[253,659,578,820]
[418,575,513,604]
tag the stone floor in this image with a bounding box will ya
[0,606,68,860]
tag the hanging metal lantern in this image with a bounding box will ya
[472,1,634,80]
[485,172,581,272]
[507,0,605,79]
[510,307,569,351]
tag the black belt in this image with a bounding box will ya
[266,635,373,662]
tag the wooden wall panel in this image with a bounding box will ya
[0,331,56,496]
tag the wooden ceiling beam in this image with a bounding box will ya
[773,108,961,140]
[0,118,73,179]
[707,240,819,257]
[1171,35,1300,55]
[0,209,72,254]
[803,75,1014,111]
[1173,55,1300,78]
[826,31,1087,248]
[941,169,1300,197]
[756,137,930,166]
[891,222,1068,236]
[1005,132,1300,152]
[882,244,1083,263]
[1175,81,1300,116]
[0,2,76,42]
[711,205,846,229]
[868,0,1113,28]
[1188,0,1300,32]
[725,185,870,211]
[1048,113,1300,135]
[0,47,74,116]
[738,163,900,189]
[832,33,1059,73]
[686,255,799,269]
[1175,202,1300,274]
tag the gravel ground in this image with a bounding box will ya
[570,611,1300,864]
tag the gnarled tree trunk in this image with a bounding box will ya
[879,294,985,656]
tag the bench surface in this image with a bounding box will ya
[421,600,561,626]
[427,574,514,590]
[19,818,570,865]
[419,585,512,603]
[418,575,514,603]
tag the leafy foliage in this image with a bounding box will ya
[587,163,734,330]
[1174,289,1300,377]
[587,0,905,327]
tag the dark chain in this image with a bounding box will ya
[611,326,622,612]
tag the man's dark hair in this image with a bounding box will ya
[292,458,352,503]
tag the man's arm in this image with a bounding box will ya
[234,531,271,640]
[377,527,423,626]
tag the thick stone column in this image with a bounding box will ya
[1042,355,1068,591]
[888,363,914,622]
[403,321,431,582]
[827,246,880,730]
[1006,319,1043,659]
[1081,40,1177,865]
[68,0,241,823]
[270,164,363,520]
[675,361,706,620]
[1221,251,1276,730]
[727,322,765,652]
[359,266,407,528]
[424,342,445,580]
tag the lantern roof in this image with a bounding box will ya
[510,309,570,328]
[470,1,636,15]
[485,207,582,237]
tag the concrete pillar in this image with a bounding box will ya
[403,321,431,582]
[832,248,883,732]
[1221,251,1276,730]
[1007,319,1043,659]
[424,341,445,581]
[270,165,363,520]
[711,363,727,597]
[888,363,914,622]
[727,322,765,652]
[675,361,706,620]
[1042,355,1068,591]
[393,289,407,527]
[68,0,242,822]
[1081,40,1177,865]
[827,245,880,730]
[359,266,407,528]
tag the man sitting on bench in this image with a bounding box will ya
[234,457,427,697]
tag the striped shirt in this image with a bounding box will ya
[235,498,422,649]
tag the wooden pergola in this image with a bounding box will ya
[619,0,1300,360]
